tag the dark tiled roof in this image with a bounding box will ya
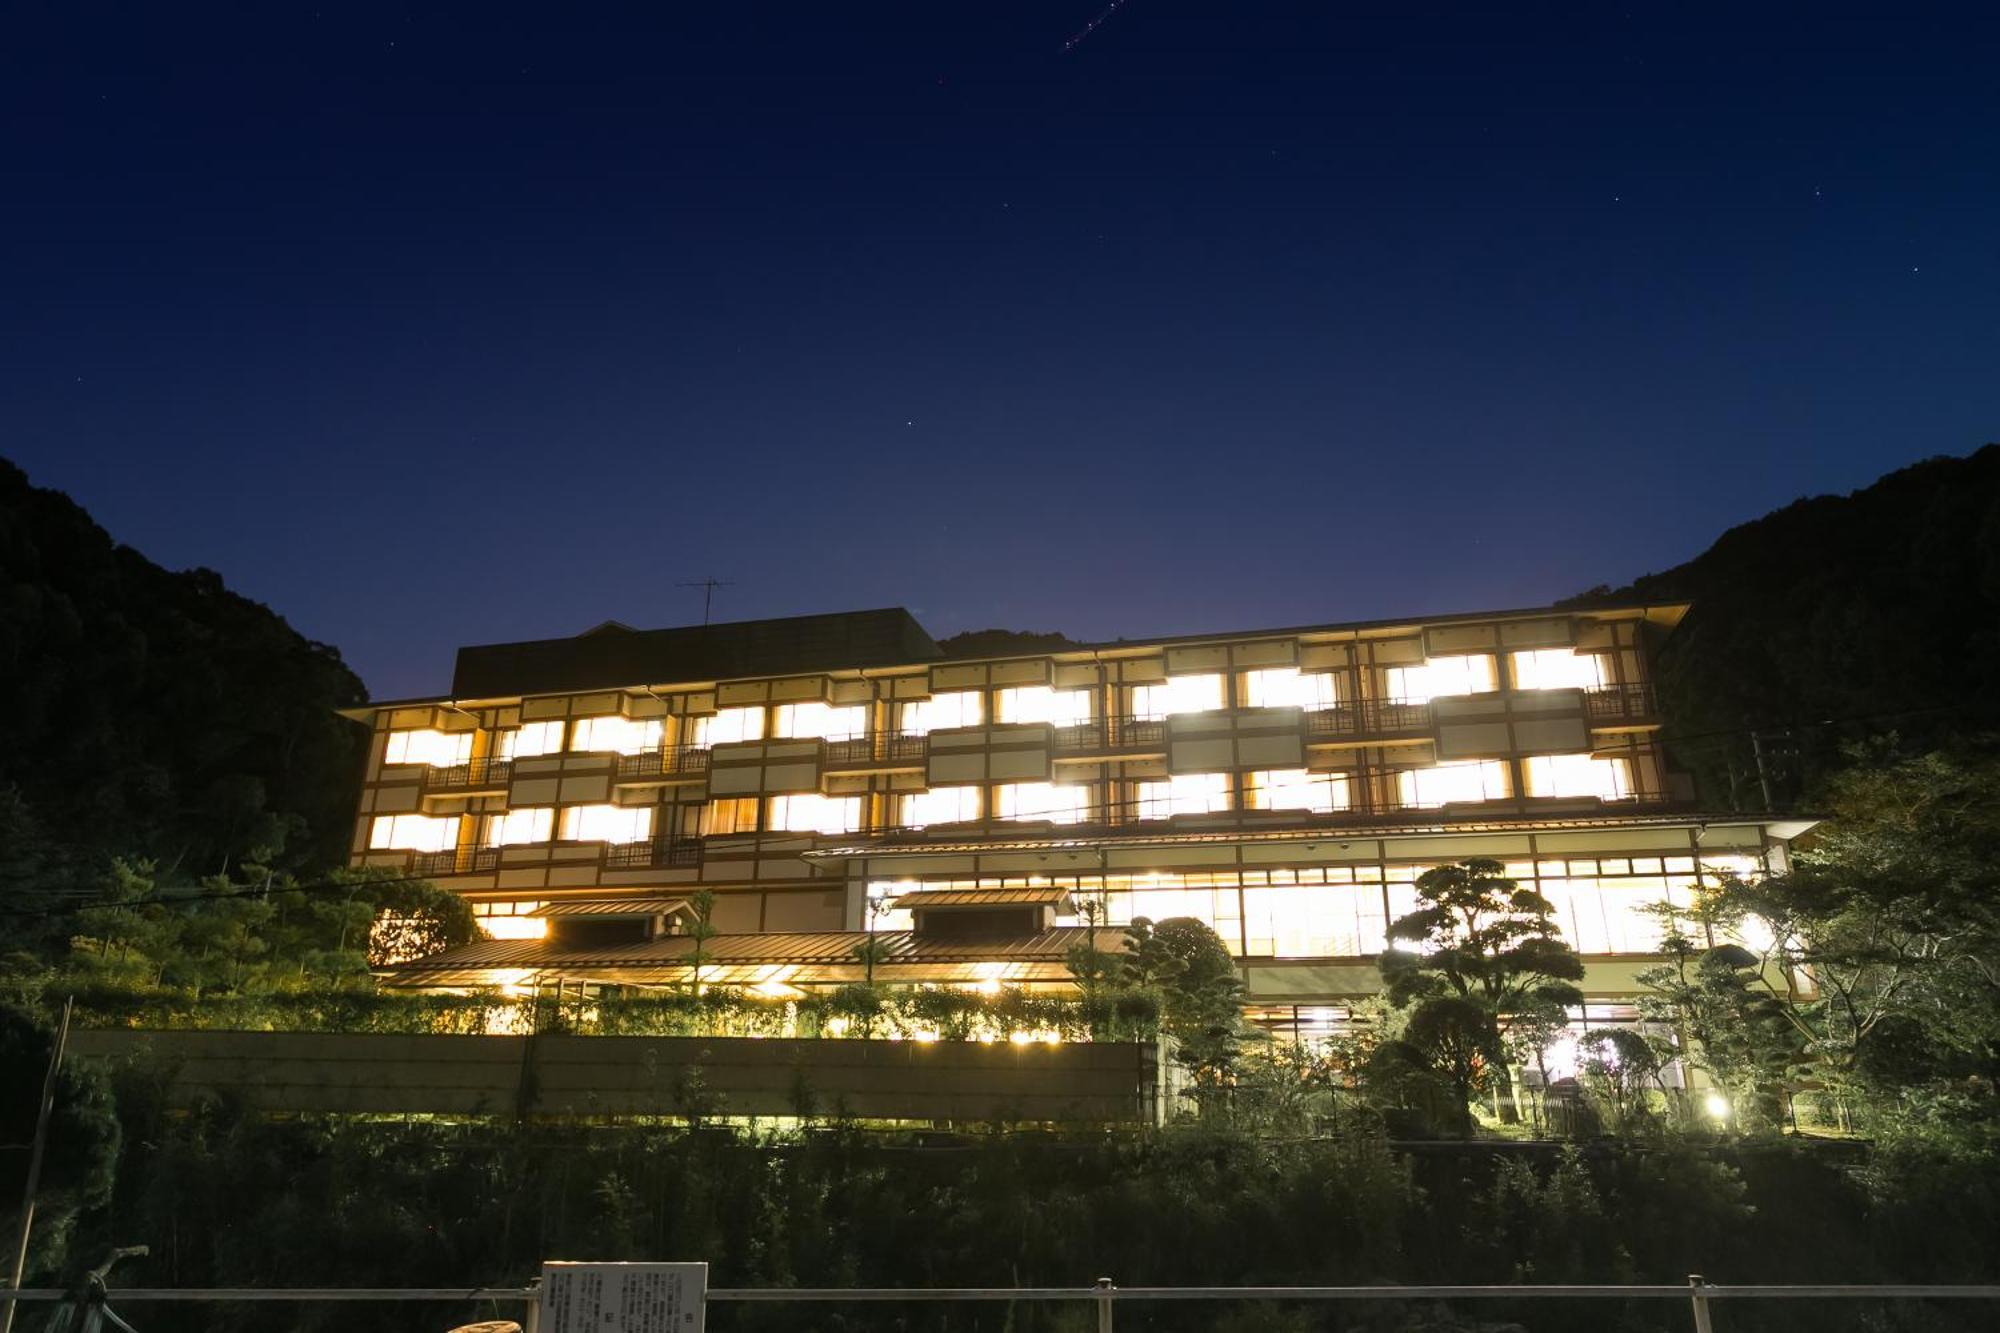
[451,608,942,698]
[892,887,1074,909]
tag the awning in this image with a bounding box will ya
[528,897,690,918]
[890,886,1074,910]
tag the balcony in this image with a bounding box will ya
[614,746,712,782]
[1049,715,1166,756]
[1584,682,1659,725]
[1304,699,1432,742]
[421,757,513,792]
[822,731,930,769]
[602,836,705,870]
[410,847,501,877]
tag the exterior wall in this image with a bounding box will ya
[349,604,1756,1005]
[69,1029,1167,1125]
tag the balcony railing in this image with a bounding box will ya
[410,847,502,877]
[602,836,705,870]
[615,746,712,781]
[822,734,875,765]
[1305,698,1432,741]
[421,757,513,791]
[1584,682,1658,723]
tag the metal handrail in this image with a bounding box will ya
[602,836,704,870]
[422,756,513,790]
[410,847,501,877]
[1584,682,1659,721]
[615,746,711,780]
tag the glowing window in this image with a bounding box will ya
[1246,769,1351,814]
[900,786,982,827]
[1523,753,1633,801]
[498,721,565,759]
[768,793,863,835]
[691,707,764,748]
[568,715,663,755]
[1135,773,1232,820]
[1382,655,1497,704]
[479,914,548,941]
[703,797,759,835]
[382,729,473,768]
[899,691,984,734]
[368,814,458,852]
[1510,650,1610,692]
[560,803,654,843]
[1397,761,1510,808]
[774,701,868,741]
[996,686,1093,727]
[1130,674,1225,721]
[1242,669,1340,711]
[995,782,1092,825]
[482,807,555,847]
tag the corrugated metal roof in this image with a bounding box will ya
[891,887,1073,909]
[382,926,1125,985]
[527,897,689,918]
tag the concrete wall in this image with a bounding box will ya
[69,1029,1164,1125]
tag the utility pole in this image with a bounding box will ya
[1749,730,1776,812]
[675,577,733,626]
[3,996,72,1333]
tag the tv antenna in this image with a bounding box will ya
[676,576,733,625]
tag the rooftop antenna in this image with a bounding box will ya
[676,576,733,626]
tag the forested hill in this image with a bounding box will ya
[0,458,367,874]
[1569,444,2000,803]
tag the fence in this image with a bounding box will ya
[66,1029,1169,1123]
[8,1277,2000,1331]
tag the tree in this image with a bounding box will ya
[1380,859,1585,1125]
[1119,917,1248,1110]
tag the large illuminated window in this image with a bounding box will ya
[568,715,664,755]
[1135,773,1232,820]
[383,729,474,768]
[900,786,982,827]
[690,706,764,748]
[996,686,1093,727]
[774,701,868,740]
[769,793,863,835]
[369,814,458,852]
[1246,769,1351,814]
[1523,753,1633,801]
[1397,761,1510,808]
[996,781,1092,824]
[1510,650,1610,692]
[560,803,654,843]
[899,691,984,734]
[498,721,566,759]
[1242,669,1340,711]
[470,901,548,941]
[1382,655,1497,704]
[703,798,759,835]
[1130,674,1224,721]
[482,807,555,847]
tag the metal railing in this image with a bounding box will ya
[614,746,711,781]
[409,847,501,877]
[8,1275,2000,1332]
[1305,698,1432,740]
[421,756,513,791]
[1585,681,1659,722]
[601,836,704,870]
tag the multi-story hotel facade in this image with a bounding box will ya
[349,603,1810,1039]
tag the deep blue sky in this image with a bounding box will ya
[6,3,1997,698]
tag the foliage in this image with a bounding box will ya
[0,1003,122,1278]
[1640,746,2000,1141]
[1376,860,1585,1129]
[0,458,368,876]
[1569,445,2000,807]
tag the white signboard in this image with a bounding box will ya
[541,1261,707,1333]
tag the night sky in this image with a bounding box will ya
[6,4,1997,699]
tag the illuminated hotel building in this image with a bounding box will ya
[349,604,1810,1033]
